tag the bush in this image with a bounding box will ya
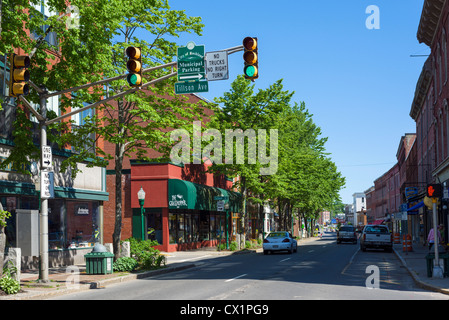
[0,275,20,295]
[123,238,165,270]
[113,257,138,272]
[230,241,238,251]
[0,261,20,295]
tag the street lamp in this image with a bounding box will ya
[138,187,146,241]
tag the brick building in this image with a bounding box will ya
[411,0,449,243]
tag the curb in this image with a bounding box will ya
[2,263,197,300]
[393,248,449,296]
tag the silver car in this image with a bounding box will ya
[263,231,298,255]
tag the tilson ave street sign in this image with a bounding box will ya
[176,42,209,95]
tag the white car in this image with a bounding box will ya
[263,231,298,255]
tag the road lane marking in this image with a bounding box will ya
[225,273,247,282]
[279,258,291,263]
[178,255,211,262]
[308,250,315,253]
[341,248,360,275]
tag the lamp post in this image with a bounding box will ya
[138,187,146,241]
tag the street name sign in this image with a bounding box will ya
[176,41,208,95]
[41,145,52,169]
[40,170,54,199]
[175,81,209,94]
[205,51,229,81]
[214,196,229,201]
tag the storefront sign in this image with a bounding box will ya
[75,203,89,215]
[169,194,188,208]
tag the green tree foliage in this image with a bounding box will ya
[1,0,205,258]
[210,76,345,234]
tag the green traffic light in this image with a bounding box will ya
[244,65,257,78]
[127,73,141,86]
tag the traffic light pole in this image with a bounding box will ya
[39,88,49,283]
[432,198,443,278]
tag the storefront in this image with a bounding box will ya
[1,146,108,267]
[130,161,241,252]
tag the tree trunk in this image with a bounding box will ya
[112,143,125,261]
[0,202,5,277]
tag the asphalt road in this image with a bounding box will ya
[53,232,448,301]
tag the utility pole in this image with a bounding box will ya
[38,87,49,282]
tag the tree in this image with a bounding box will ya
[209,76,292,238]
[0,0,205,259]
[264,100,345,232]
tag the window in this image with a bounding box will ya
[441,111,445,160]
[0,59,16,140]
[365,226,389,234]
[438,43,443,94]
[32,0,58,47]
[169,213,177,244]
[433,58,437,102]
[443,29,448,83]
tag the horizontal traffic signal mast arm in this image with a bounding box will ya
[44,44,245,125]
[45,70,177,126]
[43,61,178,99]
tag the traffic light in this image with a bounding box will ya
[125,46,142,87]
[8,54,30,97]
[243,37,258,81]
[427,184,443,198]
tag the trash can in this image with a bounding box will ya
[84,244,114,275]
[425,251,449,278]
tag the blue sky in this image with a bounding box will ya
[168,0,429,204]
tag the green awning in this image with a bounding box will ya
[168,179,241,212]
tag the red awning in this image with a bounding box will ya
[373,219,385,225]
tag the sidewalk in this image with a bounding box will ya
[393,242,449,295]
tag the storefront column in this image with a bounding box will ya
[162,207,169,252]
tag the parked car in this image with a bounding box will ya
[337,225,357,244]
[360,225,393,252]
[263,231,297,254]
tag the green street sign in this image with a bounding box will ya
[214,196,229,201]
[175,81,209,95]
[177,42,205,62]
[177,42,205,82]
[176,42,208,95]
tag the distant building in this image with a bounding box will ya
[352,193,366,227]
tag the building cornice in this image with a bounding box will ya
[417,0,446,46]
[410,57,432,120]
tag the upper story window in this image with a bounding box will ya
[31,0,58,48]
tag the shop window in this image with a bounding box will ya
[185,214,192,243]
[169,213,177,244]
[192,214,199,242]
[65,200,99,248]
[177,213,185,243]
[48,199,65,250]
[210,214,216,240]
[199,212,210,241]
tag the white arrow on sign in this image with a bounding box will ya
[178,73,205,81]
